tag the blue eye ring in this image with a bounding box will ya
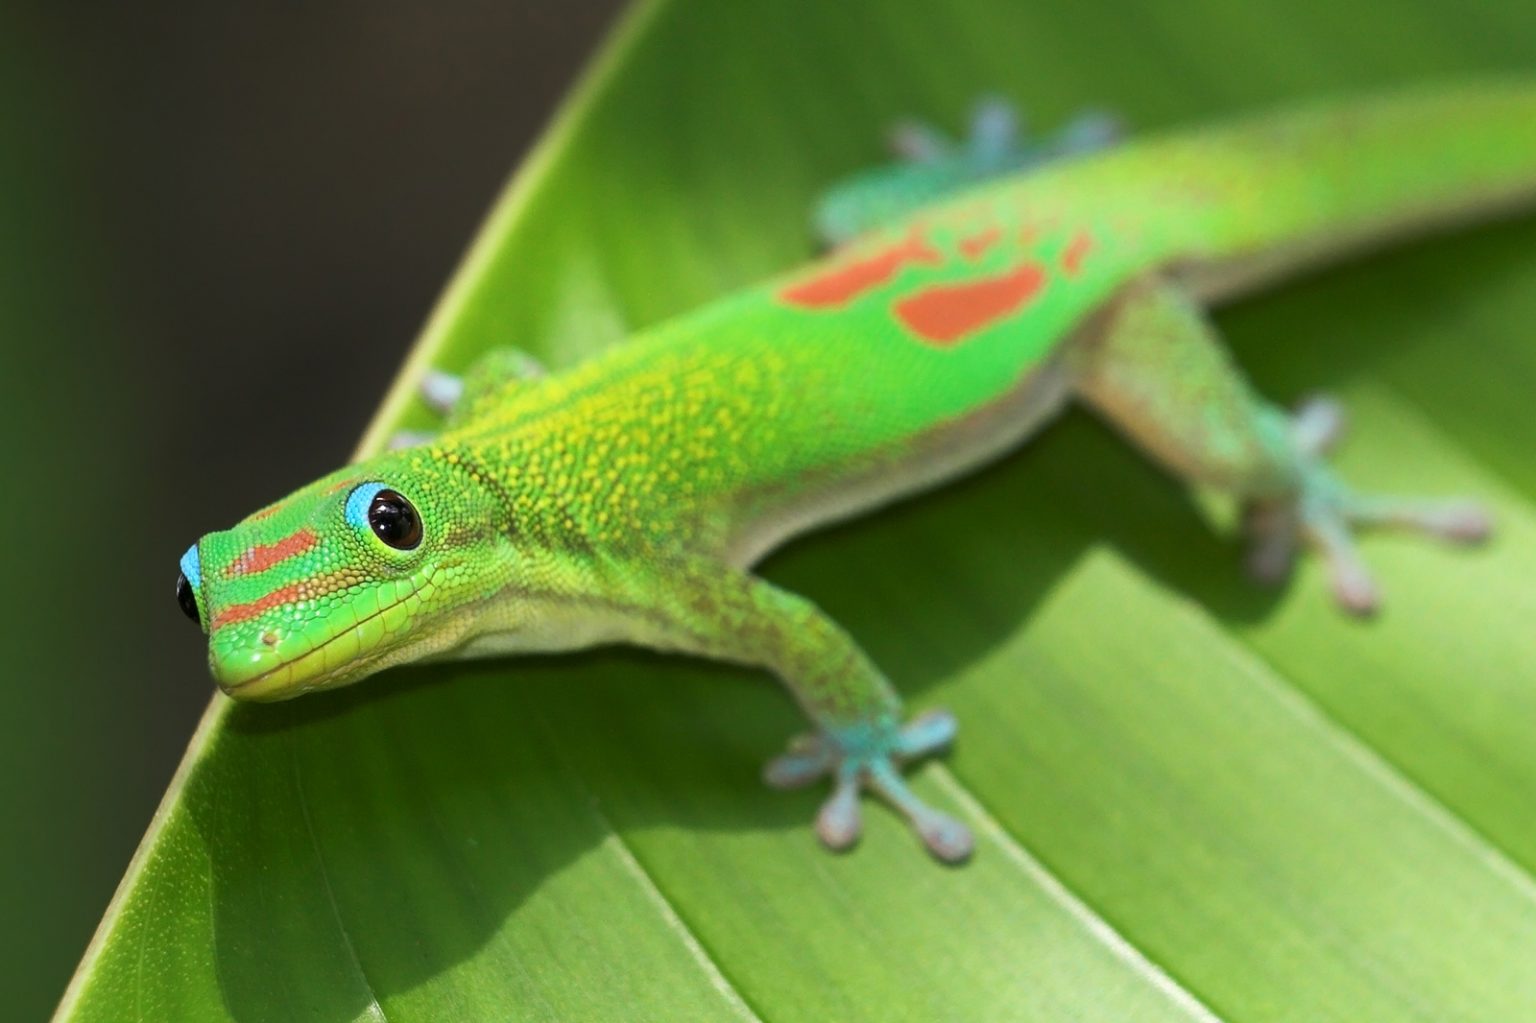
[177,543,204,629]
[180,543,203,590]
[345,482,389,531]
[345,482,423,551]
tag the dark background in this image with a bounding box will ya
[1,4,621,1016]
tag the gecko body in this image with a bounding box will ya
[179,82,1536,860]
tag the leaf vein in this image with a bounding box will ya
[1221,627,1536,903]
[289,735,390,1023]
[593,809,767,1023]
[929,767,1229,1023]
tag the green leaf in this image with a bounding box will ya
[58,0,1536,1019]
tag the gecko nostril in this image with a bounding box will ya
[260,629,281,647]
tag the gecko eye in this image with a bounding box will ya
[367,489,422,550]
[176,571,200,623]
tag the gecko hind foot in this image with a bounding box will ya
[890,97,1122,170]
[764,709,973,863]
[814,100,1124,246]
[1244,396,1492,615]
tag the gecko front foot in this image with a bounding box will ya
[1244,397,1492,614]
[763,709,973,863]
[416,348,549,423]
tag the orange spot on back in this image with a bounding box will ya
[225,528,319,578]
[893,261,1048,346]
[780,230,940,309]
[958,226,1002,261]
[1062,230,1095,275]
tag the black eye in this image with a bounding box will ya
[176,571,200,624]
[368,489,422,550]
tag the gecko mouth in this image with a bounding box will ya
[216,585,418,701]
[221,643,387,702]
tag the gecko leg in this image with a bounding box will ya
[1076,277,1491,615]
[645,561,972,862]
[814,100,1123,246]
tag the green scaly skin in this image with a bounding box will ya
[180,82,1536,862]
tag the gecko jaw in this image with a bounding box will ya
[216,585,416,701]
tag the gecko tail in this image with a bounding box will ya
[1233,79,1536,252]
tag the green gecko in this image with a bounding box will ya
[177,82,1536,863]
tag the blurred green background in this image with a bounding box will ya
[0,4,619,1017]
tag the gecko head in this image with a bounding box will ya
[176,449,509,701]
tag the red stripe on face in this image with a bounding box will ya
[780,230,941,309]
[958,226,1002,261]
[1062,230,1094,275]
[210,571,348,630]
[893,261,1048,346]
[225,528,319,578]
[211,582,306,629]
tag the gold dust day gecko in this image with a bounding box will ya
[176,82,1536,862]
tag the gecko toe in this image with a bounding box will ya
[895,708,958,759]
[814,771,863,851]
[887,119,956,164]
[420,369,465,416]
[1346,496,1493,544]
[763,734,834,789]
[388,430,436,451]
[1291,395,1347,456]
[918,814,975,864]
[1304,506,1383,616]
[867,760,973,865]
[1244,499,1300,585]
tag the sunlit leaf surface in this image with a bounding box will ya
[59,0,1536,1019]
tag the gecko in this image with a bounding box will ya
[176,82,1536,863]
